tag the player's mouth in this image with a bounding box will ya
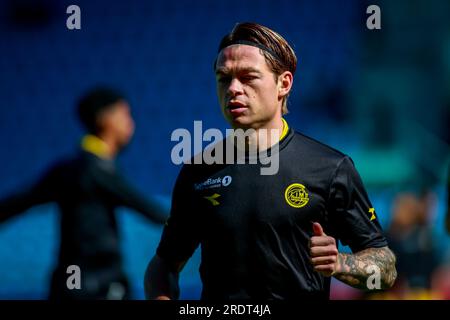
[227,101,248,116]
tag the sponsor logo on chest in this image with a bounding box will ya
[194,175,232,191]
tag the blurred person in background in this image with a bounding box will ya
[0,87,168,300]
[434,164,450,299]
[386,191,440,299]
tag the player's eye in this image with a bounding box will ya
[240,75,258,82]
[217,76,231,84]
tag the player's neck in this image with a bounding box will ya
[95,132,119,159]
[235,116,284,153]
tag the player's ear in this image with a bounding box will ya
[277,71,293,99]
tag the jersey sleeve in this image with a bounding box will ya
[327,156,388,252]
[156,165,201,268]
[0,166,58,223]
[94,167,168,225]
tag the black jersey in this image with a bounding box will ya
[157,125,387,300]
[0,147,167,299]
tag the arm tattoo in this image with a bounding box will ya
[333,246,397,290]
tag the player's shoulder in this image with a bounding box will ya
[290,130,349,163]
[46,152,80,172]
[51,150,114,179]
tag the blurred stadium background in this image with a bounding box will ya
[0,0,449,299]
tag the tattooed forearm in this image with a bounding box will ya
[333,246,397,290]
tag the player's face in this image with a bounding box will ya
[215,45,282,129]
[101,101,135,148]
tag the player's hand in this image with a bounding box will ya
[309,222,339,277]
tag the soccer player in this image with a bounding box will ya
[0,87,167,300]
[144,23,397,300]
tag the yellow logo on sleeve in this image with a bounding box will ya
[285,183,309,208]
[204,193,221,206]
[369,208,376,221]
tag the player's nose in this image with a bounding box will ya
[227,78,243,96]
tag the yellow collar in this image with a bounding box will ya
[280,118,289,141]
[81,135,110,159]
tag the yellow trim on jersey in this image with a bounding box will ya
[280,118,289,141]
[81,135,110,159]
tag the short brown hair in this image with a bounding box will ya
[216,22,297,115]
